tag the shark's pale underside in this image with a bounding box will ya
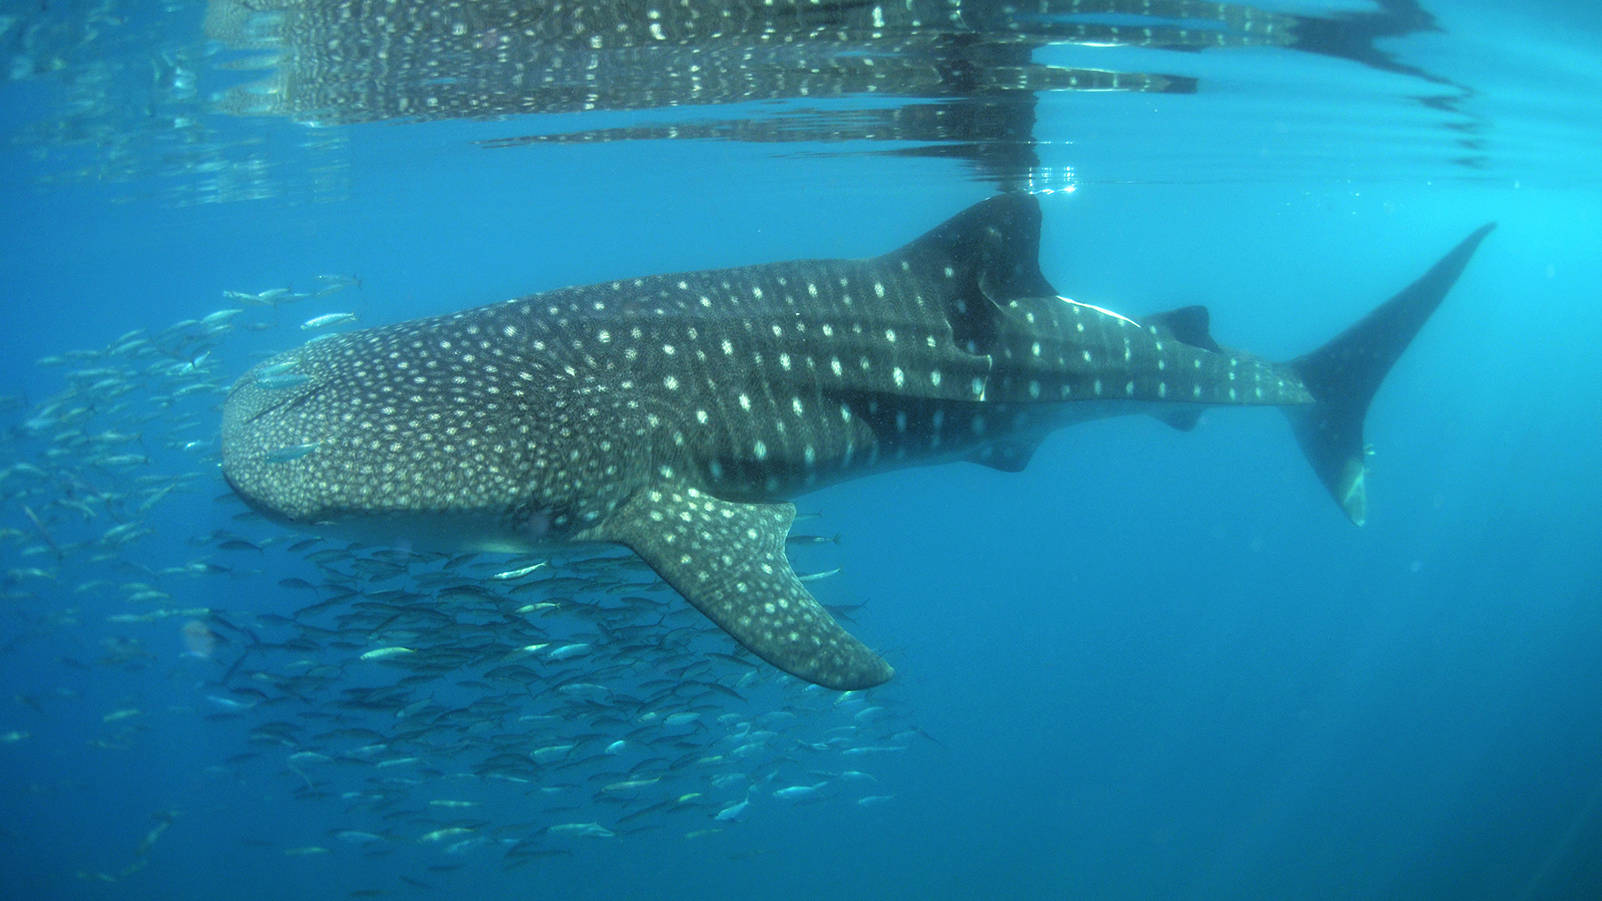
[221,196,1493,689]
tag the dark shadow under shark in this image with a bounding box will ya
[221,196,1492,689]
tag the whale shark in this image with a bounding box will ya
[221,195,1492,689]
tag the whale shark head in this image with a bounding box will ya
[220,306,637,553]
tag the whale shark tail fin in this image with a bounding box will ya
[1286,224,1495,526]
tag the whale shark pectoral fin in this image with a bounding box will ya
[592,485,893,691]
[968,438,1042,472]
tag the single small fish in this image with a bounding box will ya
[547,642,591,661]
[91,430,141,445]
[772,782,827,801]
[201,309,245,326]
[601,777,660,793]
[557,682,610,701]
[102,522,151,544]
[546,823,614,838]
[375,756,420,768]
[797,567,842,583]
[314,273,361,291]
[359,646,415,661]
[301,312,357,330]
[171,351,212,376]
[787,533,842,545]
[490,561,546,580]
[394,697,431,719]
[713,794,750,822]
[217,539,263,552]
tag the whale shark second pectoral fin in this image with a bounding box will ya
[590,484,893,690]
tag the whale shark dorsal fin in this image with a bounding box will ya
[593,485,893,690]
[1145,305,1221,352]
[890,193,1055,298]
[887,193,1058,357]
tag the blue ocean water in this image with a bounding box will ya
[2,1,1600,899]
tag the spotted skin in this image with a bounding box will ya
[603,486,888,689]
[222,196,1493,689]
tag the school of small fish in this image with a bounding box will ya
[0,273,922,892]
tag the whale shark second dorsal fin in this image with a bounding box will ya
[1145,305,1222,353]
